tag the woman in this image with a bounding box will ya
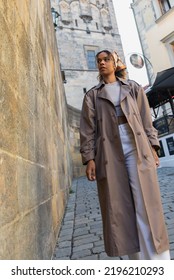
[80,50,170,260]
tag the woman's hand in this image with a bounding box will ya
[152,147,160,167]
[86,160,96,181]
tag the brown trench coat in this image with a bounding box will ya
[80,77,169,257]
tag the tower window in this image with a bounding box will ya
[75,19,78,27]
[96,22,99,30]
[87,50,97,69]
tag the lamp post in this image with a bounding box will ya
[51,7,60,31]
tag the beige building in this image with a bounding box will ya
[131,0,174,116]
[131,0,174,83]
[131,0,174,167]
[51,0,125,109]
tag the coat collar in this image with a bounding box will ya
[95,77,130,103]
[95,77,129,89]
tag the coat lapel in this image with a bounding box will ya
[120,83,131,102]
[97,86,115,105]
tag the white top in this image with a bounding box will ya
[104,81,124,116]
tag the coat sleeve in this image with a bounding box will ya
[134,82,160,150]
[80,89,96,165]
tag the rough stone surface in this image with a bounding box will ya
[0,0,73,259]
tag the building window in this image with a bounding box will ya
[87,50,96,69]
[75,19,78,27]
[170,41,174,63]
[61,71,66,84]
[96,22,99,30]
[170,41,174,54]
[161,32,174,65]
[158,0,171,14]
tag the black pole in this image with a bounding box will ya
[168,89,174,116]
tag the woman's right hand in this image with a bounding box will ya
[86,160,96,181]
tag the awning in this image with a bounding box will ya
[146,67,174,108]
[152,67,174,89]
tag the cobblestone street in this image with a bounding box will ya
[53,167,174,260]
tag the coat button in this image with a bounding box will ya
[144,154,148,159]
[103,137,105,141]
[137,132,141,135]
[105,160,108,165]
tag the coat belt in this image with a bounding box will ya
[117,115,128,125]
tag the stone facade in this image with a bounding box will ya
[50,0,125,178]
[51,0,125,110]
[68,105,86,177]
[0,0,73,259]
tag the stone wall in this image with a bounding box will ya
[0,0,73,259]
[68,105,86,178]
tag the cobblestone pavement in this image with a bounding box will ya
[53,167,174,260]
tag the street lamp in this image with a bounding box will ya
[51,7,60,31]
[129,53,144,69]
[127,52,155,86]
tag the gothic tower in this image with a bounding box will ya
[51,0,125,109]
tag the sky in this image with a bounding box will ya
[113,0,149,86]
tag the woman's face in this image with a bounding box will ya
[96,52,116,77]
